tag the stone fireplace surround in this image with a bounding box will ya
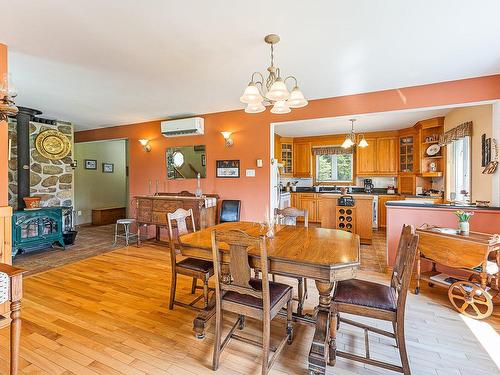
[8,118,74,210]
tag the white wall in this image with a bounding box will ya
[74,139,127,225]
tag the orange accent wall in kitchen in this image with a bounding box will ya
[75,74,500,221]
[0,43,8,206]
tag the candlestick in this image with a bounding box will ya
[148,179,152,195]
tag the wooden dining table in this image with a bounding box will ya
[179,221,360,374]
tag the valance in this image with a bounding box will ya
[439,121,472,146]
[312,146,352,155]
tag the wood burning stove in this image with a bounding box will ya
[12,208,65,256]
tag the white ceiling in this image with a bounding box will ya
[2,1,500,130]
[274,107,452,137]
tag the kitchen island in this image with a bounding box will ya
[290,192,374,244]
[386,201,500,265]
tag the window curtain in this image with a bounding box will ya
[439,121,472,146]
[312,146,352,155]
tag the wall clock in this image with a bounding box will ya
[35,130,71,160]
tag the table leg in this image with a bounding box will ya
[10,300,21,375]
[308,281,334,375]
[193,293,216,339]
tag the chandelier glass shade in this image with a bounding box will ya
[240,34,308,114]
[341,119,369,149]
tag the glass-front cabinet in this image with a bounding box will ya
[399,135,414,172]
[281,142,293,174]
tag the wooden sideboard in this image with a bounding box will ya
[135,194,218,241]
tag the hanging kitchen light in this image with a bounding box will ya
[341,119,369,149]
[240,34,308,114]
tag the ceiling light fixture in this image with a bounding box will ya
[341,119,369,149]
[240,34,308,114]
[0,73,18,121]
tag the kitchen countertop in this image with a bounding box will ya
[386,201,500,210]
[285,187,397,195]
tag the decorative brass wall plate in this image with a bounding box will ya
[35,130,71,160]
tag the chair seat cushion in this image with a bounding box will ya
[223,278,292,309]
[177,258,213,273]
[334,279,396,312]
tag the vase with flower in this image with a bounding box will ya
[454,210,474,235]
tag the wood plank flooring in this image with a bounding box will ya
[1,232,499,374]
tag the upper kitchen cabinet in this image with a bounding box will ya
[293,141,312,177]
[376,137,398,174]
[356,137,377,175]
[357,135,398,176]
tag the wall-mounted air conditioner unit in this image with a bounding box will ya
[160,117,204,137]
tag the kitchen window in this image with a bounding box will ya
[447,136,471,201]
[315,153,353,183]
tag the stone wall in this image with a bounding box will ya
[8,120,74,210]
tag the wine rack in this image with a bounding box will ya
[336,207,356,234]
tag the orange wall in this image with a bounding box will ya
[76,74,500,221]
[0,43,8,206]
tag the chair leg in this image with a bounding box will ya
[297,277,304,316]
[396,320,411,375]
[136,224,141,247]
[125,224,130,246]
[392,321,399,347]
[303,277,308,299]
[10,301,21,375]
[212,308,223,371]
[191,277,197,294]
[169,270,177,310]
[287,298,294,344]
[262,317,271,375]
[113,223,118,245]
[203,279,209,309]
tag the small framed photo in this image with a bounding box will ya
[216,160,240,178]
[84,159,97,170]
[102,163,114,173]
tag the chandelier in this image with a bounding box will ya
[240,34,308,114]
[0,73,18,122]
[341,119,369,149]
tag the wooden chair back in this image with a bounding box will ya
[275,207,308,227]
[167,208,196,262]
[391,225,419,313]
[211,229,270,310]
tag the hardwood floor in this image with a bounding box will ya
[1,230,499,375]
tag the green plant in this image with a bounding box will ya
[454,210,474,222]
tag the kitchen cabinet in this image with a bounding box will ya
[378,195,403,228]
[318,195,337,229]
[398,174,416,195]
[356,138,377,175]
[356,136,398,176]
[297,193,318,221]
[293,141,312,177]
[376,137,398,174]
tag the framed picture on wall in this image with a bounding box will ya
[216,160,240,178]
[102,163,114,173]
[84,159,97,170]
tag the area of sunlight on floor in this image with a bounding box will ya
[461,314,500,369]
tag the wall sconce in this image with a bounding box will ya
[139,139,152,152]
[221,131,234,147]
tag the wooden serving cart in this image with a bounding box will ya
[415,225,500,319]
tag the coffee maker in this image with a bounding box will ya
[363,178,374,193]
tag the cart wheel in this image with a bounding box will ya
[448,281,493,320]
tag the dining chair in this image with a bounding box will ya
[0,263,25,375]
[331,225,419,375]
[211,229,293,375]
[219,200,241,223]
[272,207,309,315]
[167,208,214,310]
